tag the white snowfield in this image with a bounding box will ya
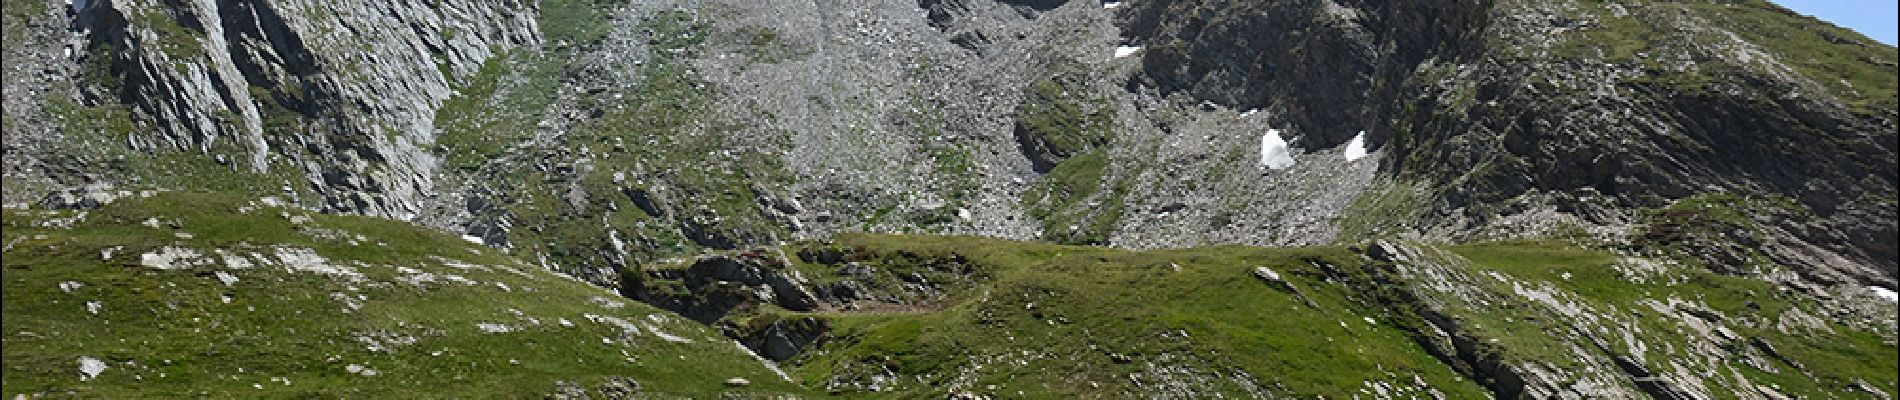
[1343,131,1369,162]
[1113,46,1142,58]
[1872,286,1898,302]
[1260,129,1296,170]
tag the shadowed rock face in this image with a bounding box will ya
[1121,0,1377,149]
[996,0,1070,12]
[1118,0,1895,285]
[619,244,983,360]
[1117,0,1490,150]
[1375,0,1897,285]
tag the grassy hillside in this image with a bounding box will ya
[1450,242,1899,397]
[1,192,810,398]
[774,235,1492,398]
[752,235,1894,398]
[5,193,1891,398]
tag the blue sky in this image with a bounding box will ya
[1769,0,1898,45]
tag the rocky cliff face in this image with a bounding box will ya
[5,0,537,217]
[1113,0,1897,289]
[8,0,1893,299]
[1380,0,1897,289]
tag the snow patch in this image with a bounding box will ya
[460,235,485,245]
[1342,131,1369,161]
[1872,286,1898,302]
[1113,46,1142,58]
[59,281,85,293]
[1259,129,1296,170]
[1103,1,1122,9]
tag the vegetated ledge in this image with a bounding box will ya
[620,233,1898,398]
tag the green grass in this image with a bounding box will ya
[1450,241,1898,397]
[537,0,623,46]
[0,0,45,59]
[1,193,813,397]
[1015,78,1115,158]
[130,8,209,61]
[433,53,518,170]
[432,7,791,279]
[1679,0,1899,111]
[1333,180,1435,243]
[1552,0,1898,111]
[909,91,980,230]
[7,197,1891,397]
[40,97,305,201]
[781,234,1491,398]
[1548,1,1663,62]
[1021,151,1130,245]
[1630,191,1810,269]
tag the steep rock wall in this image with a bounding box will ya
[67,0,538,217]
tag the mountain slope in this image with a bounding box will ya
[1112,0,1896,286]
[8,0,1889,293]
[614,234,1896,398]
[1377,0,1898,285]
[1,192,806,397]
[4,194,1894,397]
[3,0,1897,397]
